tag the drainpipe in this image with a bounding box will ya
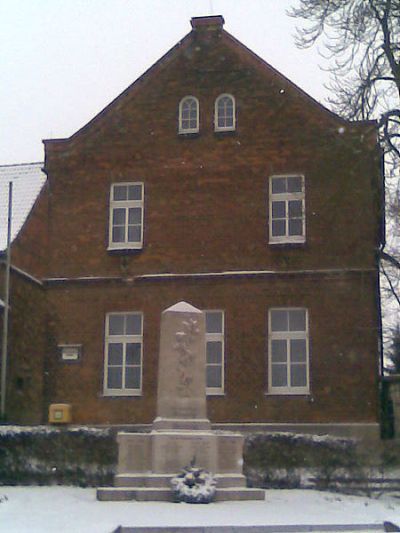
[1,182,13,418]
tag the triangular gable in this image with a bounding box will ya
[0,162,46,252]
[44,16,361,150]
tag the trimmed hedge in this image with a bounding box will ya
[0,426,117,486]
[244,432,363,489]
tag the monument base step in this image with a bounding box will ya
[97,486,265,502]
[115,473,246,489]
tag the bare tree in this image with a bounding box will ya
[289,0,400,352]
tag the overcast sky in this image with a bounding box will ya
[0,0,331,165]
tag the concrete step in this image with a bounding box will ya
[114,473,246,489]
[111,523,396,532]
[97,486,265,502]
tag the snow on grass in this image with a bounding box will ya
[0,487,399,533]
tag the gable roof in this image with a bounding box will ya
[0,162,46,252]
[44,16,361,151]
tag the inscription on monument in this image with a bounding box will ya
[174,318,199,398]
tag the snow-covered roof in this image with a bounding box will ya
[0,162,45,252]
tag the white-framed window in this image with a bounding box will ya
[178,96,199,134]
[108,182,144,250]
[104,312,143,396]
[269,175,305,244]
[268,308,309,395]
[205,310,225,395]
[214,94,235,131]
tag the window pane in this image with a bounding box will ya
[126,343,141,365]
[288,200,302,218]
[113,185,128,201]
[109,315,124,335]
[272,201,286,219]
[272,220,286,237]
[206,311,223,334]
[207,341,222,364]
[127,184,142,201]
[271,177,286,193]
[218,117,225,128]
[113,208,126,225]
[126,314,142,335]
[128,207,142,224]
[128,225,141,243]
[181,98,197,131]
[271,310,288,331]
[271,340,287,362]
[289,310,306,331]
[125,366,141,389]
[108,367,122,389]
[207,365,222,388]
[108,343,123,365]
[287,176,302,193]
[291,364,307,387]
[290,339,307,362]
[112,226,125,243]
[289,219,303,236]
[271,364,287,387]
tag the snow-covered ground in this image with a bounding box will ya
[0,487,399,533]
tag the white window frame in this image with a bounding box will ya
[103,312,143,396]
[205,310,225,395]
[267,308,310,395]
[214,94,236,132]
[108,182,144,250]
[269,174,305,244]
[178,96,199,134]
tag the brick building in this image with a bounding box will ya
[1,16,383,436]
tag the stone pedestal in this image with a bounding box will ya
[97,302,264,502]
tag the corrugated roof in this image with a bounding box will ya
[0,162,45,252]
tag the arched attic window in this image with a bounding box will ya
[179,96,199,134]
[215,94,235,131]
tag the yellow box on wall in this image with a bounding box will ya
[48,403,72,424]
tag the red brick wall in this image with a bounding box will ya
[15,24,381,426]
[44,28,381,280]
[4,271,46,423]
[44,272,379,425]
[11,183,49,280]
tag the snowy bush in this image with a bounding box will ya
[243,432,363,490]
[171,466,216,503]
[0,425,117,486]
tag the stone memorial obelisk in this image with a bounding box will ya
[153,301,210,431]
[97,301,264,501]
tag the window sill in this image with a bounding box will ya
[206,391,225,397]
[269,238,306,246]
[265,390,310,397]
[178,131,200,138]
[103,390,142,397]
[107,245,143,254]
[214,129,237,137]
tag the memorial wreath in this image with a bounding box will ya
[171,465,216,503]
